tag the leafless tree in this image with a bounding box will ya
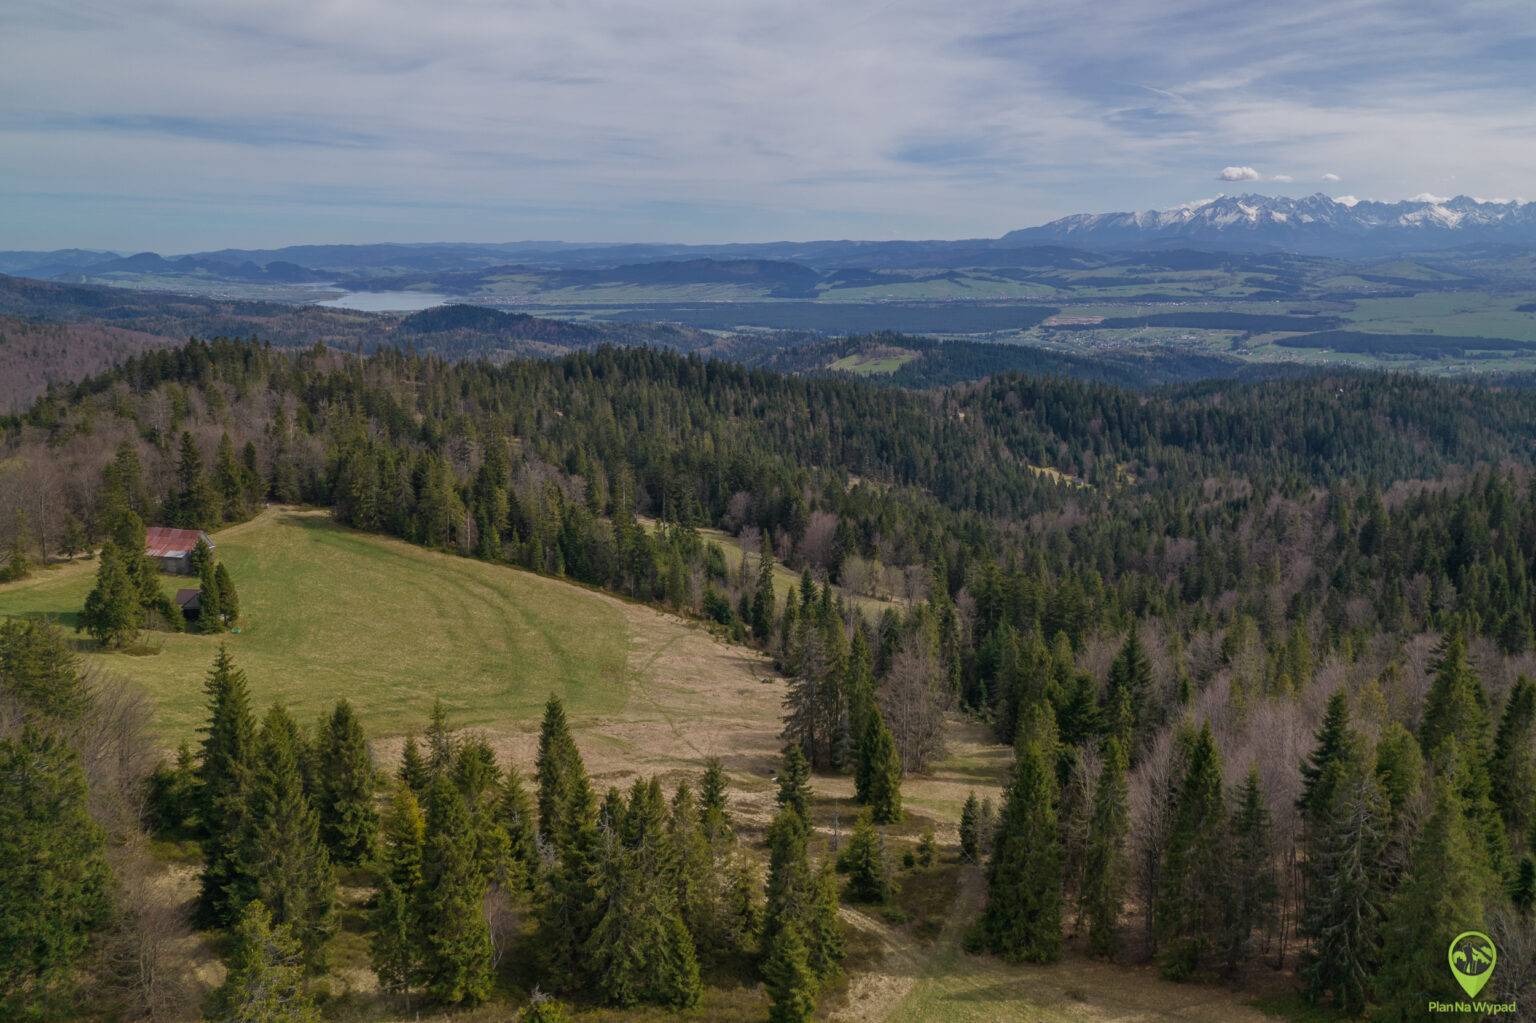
[880,637,945,773]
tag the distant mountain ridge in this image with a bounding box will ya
[1004,193,1536,255]
[7,195,1536,285]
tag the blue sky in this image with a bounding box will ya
[3,0,1535,251]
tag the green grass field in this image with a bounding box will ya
[830,351,919,375]
[0,508,633,744]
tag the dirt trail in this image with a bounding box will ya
[832,867,986,1023]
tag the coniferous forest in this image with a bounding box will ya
[2,337,1536,1019]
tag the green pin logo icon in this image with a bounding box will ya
[1448,930,1496,999]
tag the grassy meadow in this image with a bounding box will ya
[0,507,632,744]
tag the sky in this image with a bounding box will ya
[4,0,1536,252]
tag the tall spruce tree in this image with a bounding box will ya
[1375,764,1492,1022]
[370,784,426,1005]
[499,764,541,894]
[1155,721,1227,980]
[763,923,817,1023]
[536,695,581,845]
[1492,676,1536,842]
[418,777,493,1006]
[1300,748,1389,1016]
[1418,631,1511,881]
[1103,627,1153,756]
[1083,737,1130,958]
[236,705,337,969]
[776,742,812,821]
[208,901,319,1023]
[314,700,377,865]
[197,550,225,633]
[959,791,982,864]
[398,735,429,797]
[197,646,257,926]
[1224,766,1277,974]
[752,535,777,643]
[79,541,142,647]
[171,430,219,530]
[981,700,1063,963]
[856,705,903,824]
[215,561,240,625]
[839,808,892,903]
[535,722,602,991]
[453,736,512,886]
[0,726,112,1017]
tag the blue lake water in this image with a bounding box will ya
[315,291,449,312]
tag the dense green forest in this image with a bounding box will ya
[2,338,1536,1018]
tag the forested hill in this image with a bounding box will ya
[7,337,1536,1016]
[8,339,1536,657]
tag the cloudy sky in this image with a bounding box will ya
[4,0,1535,251]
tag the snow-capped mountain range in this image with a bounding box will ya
[1003,193,1536,255]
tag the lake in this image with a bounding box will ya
[315,290,449,312]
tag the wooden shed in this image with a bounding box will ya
[145,527,213,575]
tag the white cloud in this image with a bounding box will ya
[1335,195,1360,206]
[1322,172,1342,182]
[1270,174,1294,182]
[1409,192,1450,203]
[1219,165,1262,181]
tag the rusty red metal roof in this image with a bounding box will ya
[145,527,211,559]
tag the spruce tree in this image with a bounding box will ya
[418,777,493,1006]
[806,861,845,982]
[839,808,892,903]
[0,726,112,1017]
[1103,627,1153,755]
[1224,765,1276,973]
[314,700,377,866]
[208,901,319,1023]
[1155,722,1227,980]
[763,923,817,1023]
[776,742,812,821]
[1492,676,1536,842]
[1300,748,1388,1016]
[197,550,224,633]
[197,646,257,926]
[1083,738,1130,958]
[536,695,581,845]
[536,727,602,990]
[752,535,776,642]
[959,791,981,864]
[1375,766,1491,1022]
[856,705,903,824]
[215,561,239,625]
[981,700,1062,963]
[700,755,734,844]
[370,784,425,1004]
[79,541,142,647]
[172,430,219,530]
[215,431,246,523]
[453,736,512,886]
[236,705,337,969]
[424,698,456,778]
[1419,631,1510,880]
[398,735,429,797]
[1299,690,1356,828]
[499,764,541,893]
